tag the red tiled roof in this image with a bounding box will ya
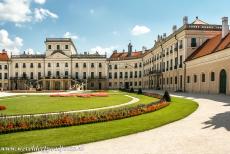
[0,52,9,61]
[186,33,230,61]
[109,51,143,60]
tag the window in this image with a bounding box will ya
[170,77,172,84]
[109,82,112,87]
[15,72,18,77]
[202,73,205,82]
[91,82,94,87]
[30,63,33,68]
[75,63,78,68]
[135,63,137,68]
[125,72,128,78]
[83,72,86,79]
[99,63,102,68]
[114,65,117,69]
[48,63,51,67]
[3,65,7,70]
[139,71,142,78]
[38,72,41,79]
[179,40,183,49]
[57,45,60,50]
[65,71,68,77]
[130,72,133,78]
[56,63,59,67]
[139,63,142,67]
[65,62,68,67]
[179,55,183,68]
[191,38,197,47]
[119,72,123,78]
[187,76,190,83]
[91,63,94,68]
[38,63,41,68]
[75,72,79,79]
[139,81,141,86]
[91,72,94,79]
[30,72,33,79]
[23,63,26,68]
[22,72,27,78]
[4,73,7,79]
[48,71,51,77]
[99,72,102,78]
[135,71,137,78]
[83,63,86,68]
[175,76,177,84]
[109,73,112,79]
[0,73,2,79]
[15,63,18,68]
[211,72,215,81]
[65,45,68,49]
[114,72,117,79]
[0,65,2,70]
[194,75,197,83]
[48,45,52,49]
[167,78,169,84]
[56,71,60,77]
[109,65,112,69]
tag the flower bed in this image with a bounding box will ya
[0,106,6,111]
[0,99,169,134]
[50,92,109,98]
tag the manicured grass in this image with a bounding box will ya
[0,94,133,115]
[0,92,157,115]
[0,97,198,153]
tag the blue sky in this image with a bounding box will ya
[0,0,230,56]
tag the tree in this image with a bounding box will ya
[163,91,171,102]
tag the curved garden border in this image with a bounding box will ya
[0,93,169,134]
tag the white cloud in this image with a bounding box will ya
[25,48,35,54]
[0,0,32,23]
[112,31,120,36]
[34,8,58,22]
[131,25,151,36]
[0,29,23,55]
[90,46,117,56]
[34,0,46,4]
[90,9,95,14]
[64,32,79,40]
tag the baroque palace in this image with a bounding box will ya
[0,16,230,95]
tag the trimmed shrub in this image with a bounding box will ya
[129,88,134,93]
[137,88,142,94]
[163,91,171,102]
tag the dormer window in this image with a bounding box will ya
[48,45,52,50]
[57,45,60,50]
[65,45,69,49]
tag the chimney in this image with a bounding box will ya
[222,17,229,38]
[172,25,177,33]
[2,49,6,53]
[163,33,167,39]
[183,16,188,25]
[128,42,133,57]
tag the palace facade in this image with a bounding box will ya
[0,16,230,94]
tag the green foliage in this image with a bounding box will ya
[163,91,171,102]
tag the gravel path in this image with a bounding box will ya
[32,90,230,154]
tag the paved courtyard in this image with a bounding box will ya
[32,90,230,154]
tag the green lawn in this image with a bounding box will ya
[0,92,156,115]
[0,96,198,153]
